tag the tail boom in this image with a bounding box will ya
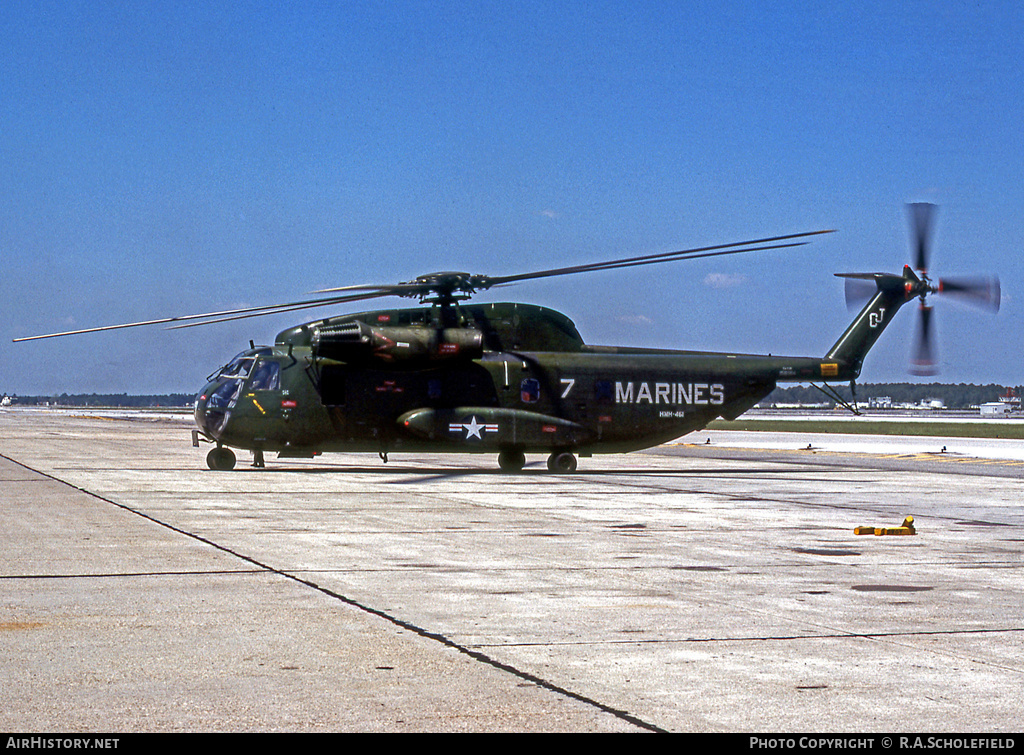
[824,266,920,381]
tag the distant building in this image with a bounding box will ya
[980,388,1021,417]
[980,402,1012,417]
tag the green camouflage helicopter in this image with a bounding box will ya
[16,204,998,472]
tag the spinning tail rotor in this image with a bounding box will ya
[840,203,1000,376]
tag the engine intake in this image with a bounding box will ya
[312,321,483,364]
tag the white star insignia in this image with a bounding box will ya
[448,416,499,440]
[463,416,485,439]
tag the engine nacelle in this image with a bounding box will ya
[312,321,483,364]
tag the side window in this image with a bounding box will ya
[427,378,442,400]
[520,378,540,403]
[319,365,346,406]
[248,360,280,391]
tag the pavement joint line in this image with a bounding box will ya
[0,451,667,734]
[475,626,1024,647]
[1,569,267,580]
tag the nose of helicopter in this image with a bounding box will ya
[194,380,231,439]
[194,385,214,436]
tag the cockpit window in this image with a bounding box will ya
[207,348,273,383]
[219,356,256,380]
[208,378,243,410]
[248,359,280,391]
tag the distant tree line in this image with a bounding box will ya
[7,393,194,407]
[765,383,1020,409]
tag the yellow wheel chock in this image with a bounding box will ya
[855,516,916,536]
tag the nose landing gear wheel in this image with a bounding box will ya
[547,452,577,473]
[207,446,236,471]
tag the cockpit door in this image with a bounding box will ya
[240,357,292,440]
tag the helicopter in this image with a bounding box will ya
[15,204,999,473]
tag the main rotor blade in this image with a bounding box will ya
[310,230,833,298]
[163,289,405,330]
[481,230,834,288]
[309,282,430,296]
[15,229,833,342]
[908,202,936,272]
[12,289,398,342]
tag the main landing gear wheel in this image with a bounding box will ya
[207,446,236,471]
[497,450,526,473]
[547,452,577,473]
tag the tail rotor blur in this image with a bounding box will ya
[910,303,936,376]
[840,204,1000,376]
[905,203,1000,375]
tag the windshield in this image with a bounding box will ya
[219,356,255,379]
[207,378,243,410]
[209,347,273,382]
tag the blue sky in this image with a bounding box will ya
[3,1,1022,395]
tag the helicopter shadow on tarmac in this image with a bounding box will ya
[211,459,857,486]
